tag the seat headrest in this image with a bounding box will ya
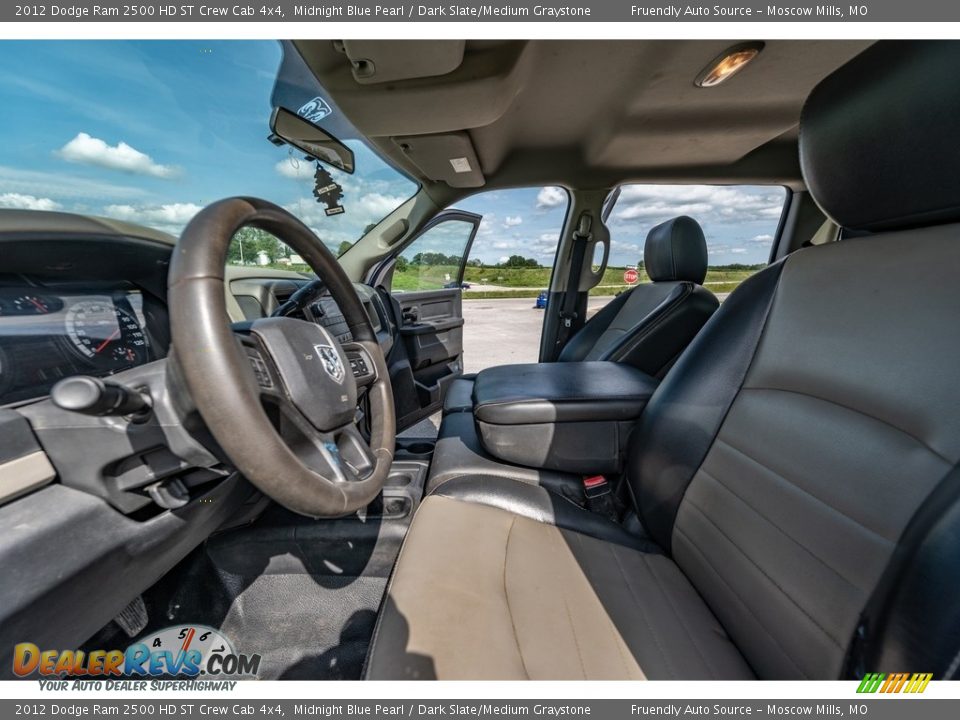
[644,215,708,284]
[800,41,960,233]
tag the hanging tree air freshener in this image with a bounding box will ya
[313,163,345,216]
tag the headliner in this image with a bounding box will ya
[293,40,872,202]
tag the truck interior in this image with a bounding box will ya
[0,39,958,681]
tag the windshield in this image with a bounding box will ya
[0,41,417,257]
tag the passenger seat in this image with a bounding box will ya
[443,215,719,414]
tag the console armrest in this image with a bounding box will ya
[472,362,658,474]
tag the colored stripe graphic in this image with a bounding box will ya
[857,672,931,693]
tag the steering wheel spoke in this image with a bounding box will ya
[341,341,379,388]
[270,403,376,486]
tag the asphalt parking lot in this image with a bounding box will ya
[399,296,612,437]
[461,296,613,373]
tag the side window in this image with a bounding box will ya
[455,185,570,298]
[451,186,570,371]
[600,184,787,299]
[392,218,477,293]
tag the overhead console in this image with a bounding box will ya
[471,362,659,475]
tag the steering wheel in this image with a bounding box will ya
[167,197,395,517]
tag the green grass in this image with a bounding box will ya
[396,264,761,297]
[462,290,550,300]
[235,261,760,298]
[392,265,462,291]
[463,266,551,287]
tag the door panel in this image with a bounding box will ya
[390,288,464,429]
[377,211,480,431]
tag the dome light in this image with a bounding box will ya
[695,43,765,88]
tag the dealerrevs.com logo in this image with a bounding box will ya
[13,625,261,678]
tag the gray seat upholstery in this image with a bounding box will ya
[425,409,585,497]
[441,215,717,416]
[367,41,960,680]
[365,494,754,680]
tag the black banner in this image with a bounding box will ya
[2,1,956,23]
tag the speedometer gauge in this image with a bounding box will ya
[64,300,149,370]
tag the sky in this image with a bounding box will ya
[453,184,785,267]
[0,41,785,267]
[0,40,417,254]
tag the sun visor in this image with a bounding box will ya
[340,40,466,85]
[394,132,486,188]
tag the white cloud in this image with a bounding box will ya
[0,193,61,211]
[470,228,561,264]
[707,244,749,256]
[102,202,202,234]
[275,159,315,182]
[58,133,178,179]
[356,192,407,221]
[612,185,784,226]
[0,165,146,201]
[536,186,567,209]
[287,192,408,230]
[477,214,496,236]
[503,215,523,228]
[749,234,774,245]
[610,239,640,253]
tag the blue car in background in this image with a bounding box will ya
[534,290,548,309]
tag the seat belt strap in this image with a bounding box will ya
[841,462,960,679]
[556,214,592,351]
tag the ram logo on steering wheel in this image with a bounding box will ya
[314,344,345,384]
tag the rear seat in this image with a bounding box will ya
[442,215,717,416]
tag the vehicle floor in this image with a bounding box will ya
[117,502,409,680]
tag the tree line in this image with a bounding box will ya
[400,253,540,269]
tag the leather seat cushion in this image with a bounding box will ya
[365,494,755,680]
[425,409,583,496]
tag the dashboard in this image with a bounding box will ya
[0,275,391,408]
[0,215,394,408]
[228,273,394,351]
[0,285,157,405]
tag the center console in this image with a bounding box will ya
[471,362,659,474]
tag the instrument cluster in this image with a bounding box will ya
[0,287,153,405]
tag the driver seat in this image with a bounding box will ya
[364,42,960,680]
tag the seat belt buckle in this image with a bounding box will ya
[583,475,610,499]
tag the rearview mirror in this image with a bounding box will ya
[269,107,355,174]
